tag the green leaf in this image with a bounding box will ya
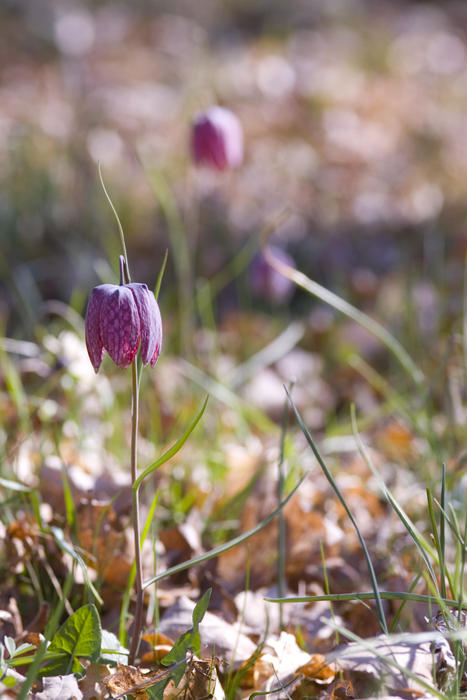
[160,589,212,686]
[99,629,128,666]
[134,396,208,490]
[287,387,388,635]
[147,677,171,699]
[143,474,307,590]
[192,588,211,627]
[40,653,84,679]
[263,244,424,386]
[41,604,101,677]
[154,249,168,301]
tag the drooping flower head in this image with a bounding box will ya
[250,246,295,305]
[85,281,162,372]
[191,106,243,171]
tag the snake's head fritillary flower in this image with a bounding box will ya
[250,246,295,304]
[85,282,162,372]
[191,106,243,171]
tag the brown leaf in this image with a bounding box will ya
[297,654,336,684]
[75,499,131,588]
[103,664,162,700]
[165,658,225,700]
[78,663,109,700]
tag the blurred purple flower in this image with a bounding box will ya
[191,106,243,171]
[85,282,162,372]
[250,246,295,304]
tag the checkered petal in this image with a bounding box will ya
[129,283,163,366]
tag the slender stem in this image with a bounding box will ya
[128,359,144,665]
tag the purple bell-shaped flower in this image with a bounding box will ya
[85,281,162,372]
[191,106,243,171]
[250,246,295,304]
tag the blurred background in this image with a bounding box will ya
[1,0,467,615]
[1,0,466,345]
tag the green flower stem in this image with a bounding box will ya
[128,359,144,665]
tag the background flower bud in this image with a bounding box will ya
[250,246,295,304]
[191,105,243,171]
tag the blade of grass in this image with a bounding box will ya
[389,573,422,632]
[154,249,168,301]
[285,387,388,634]
[265,590,467,608]
[440,464,446,593]
[225,547,252,695]
[144,165,191,355]
[434,501,466,551]
[143,472,308,590]
[228,322,305,390]
[350,404,440,592]
[133,397,208,491]
[60,462,76,533]
[98,163,129,278]
[178,360,275,434]
[206,208,289,303]
[320,541,339,645]
[263,244,424,387]
[427,488,448,599]
[277,393,289,632]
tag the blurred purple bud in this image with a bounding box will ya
[191,106,243,171]
[85,282,162,372]
[250,246,295,304]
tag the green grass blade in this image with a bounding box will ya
[265,590,467,608]
[440,464,447,595]
[427,488,447,600]
[143,472,308,590]
[178,360,275,433]
[286,387,388,634]
[60,462,76,532]
[263,245,424,386]
[277,393,289,632]
[228,322,305,390]
[98,163,129,279]
[350,405,440,593]
[133,397,208,491]
[145,165,191,354]
[389,573,422,632]
[154,249,168,301]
